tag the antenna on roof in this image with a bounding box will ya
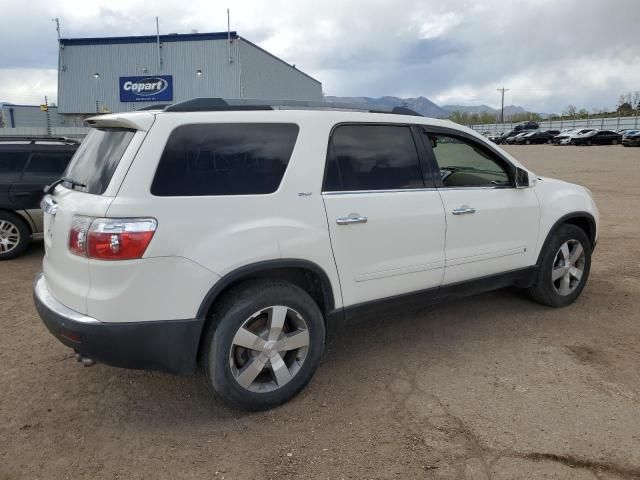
[227,8,232,64]
[52,17,61,40]
[155,16,162,72]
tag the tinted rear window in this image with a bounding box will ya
[151,123,299,196]
[64,128,135,194]
[323,125,424,191]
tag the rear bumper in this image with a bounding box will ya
[33,272,203,375]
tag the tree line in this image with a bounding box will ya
[449,91,640,126]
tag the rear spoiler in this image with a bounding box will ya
[85,112,155,132]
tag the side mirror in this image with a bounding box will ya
[515,167,532,188]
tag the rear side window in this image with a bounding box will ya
[64,128,136,194]
[24,152,74,177]
[0,152,29,181]
[151,123,299,196]
[324,125,424,192]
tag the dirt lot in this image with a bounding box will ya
[1,145,640,480]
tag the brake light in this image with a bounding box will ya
[68,217,157,260]
[68,216,92,255]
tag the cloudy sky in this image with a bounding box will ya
[0,0,638,113]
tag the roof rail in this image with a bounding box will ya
[163,98,423,116]
[137,104,172,111]
[0,136,80,145]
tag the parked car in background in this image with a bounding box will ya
[33,98,598,411]
[551,129,577,145]
[495,131,515,144]
[0,137,79,259]
[622,130,640,147]
[514,121,539,132]
[505,132,530,144]
[571,130,622,146]
[545,130,561,137]
[556,129,596,145]
[488,132,504,143]
[515,130,555,145]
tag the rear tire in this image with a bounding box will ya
[611,139,618,145]
[203,280,325,411]
[527,224,591,308]
[0,211,30,260]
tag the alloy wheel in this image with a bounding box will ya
[229,305,310,393]
[551,239,586,296]
[0,220,20,254]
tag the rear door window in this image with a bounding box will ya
[64,128,136,194]
[151,123,299,196]
[323,124,424,192]
[24,151,74,179]
[0,151,29,183]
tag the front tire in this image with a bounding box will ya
[0,211,30,260]
[203,280,325,411]
[527,224,591,307]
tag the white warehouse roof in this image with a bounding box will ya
[57,31,323,114]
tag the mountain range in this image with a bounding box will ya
[324,96,450,118]
[324,96,529,119]
[441,104,528,117]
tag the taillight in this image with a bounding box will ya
[68,217,157,260]
[69,216,92,255]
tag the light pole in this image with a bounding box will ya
[497,87,509,124]
[93,73,100,113]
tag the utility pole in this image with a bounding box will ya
[497,87,509,124]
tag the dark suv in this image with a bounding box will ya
[0,137,78,259]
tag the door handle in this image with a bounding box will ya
[452,205,476,215]
[336,214,368,225]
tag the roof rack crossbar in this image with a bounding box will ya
[163,98,423,116]
[0,136,80,145]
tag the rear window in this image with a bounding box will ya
[64,128,135,194]
[151,123,299,196]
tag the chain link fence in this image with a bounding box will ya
[0,126,90,140]
[469,115,640,134]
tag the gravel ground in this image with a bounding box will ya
[1,144,640,480]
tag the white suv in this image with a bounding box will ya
[34,99,599,411]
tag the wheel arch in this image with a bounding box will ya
[194,259,338,364]
[535,212,597,267]
[196,258,337,323]
[0,208,33,234]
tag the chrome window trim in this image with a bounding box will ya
[322,187,438,195]
[321,185,513,195]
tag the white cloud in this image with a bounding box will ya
[419,12,463,39]
[0,69,58,105]
[0,0,638,112]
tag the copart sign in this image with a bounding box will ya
[119,75,173,102]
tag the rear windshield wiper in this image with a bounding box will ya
[44,177,87,195]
